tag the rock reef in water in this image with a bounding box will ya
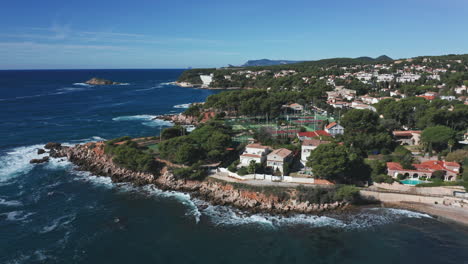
[85,77,122,85]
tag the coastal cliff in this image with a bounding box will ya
[48,142,349,214]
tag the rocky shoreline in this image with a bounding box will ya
[46,142,350,215]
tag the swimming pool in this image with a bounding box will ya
[400,179,427,185]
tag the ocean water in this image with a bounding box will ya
[0,69,467,264]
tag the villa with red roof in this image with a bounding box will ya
[297,130,331,141]
[387,160,460,181]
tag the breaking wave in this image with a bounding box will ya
[1,211,35,222]
[39,213,76,234]
[173,103,191,109]
[112,115,173,127]
[72,83,93,87]
[0,144,46,182]
[0,198,23,207]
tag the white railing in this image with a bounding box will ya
[217,168,315,184]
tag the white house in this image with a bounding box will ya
[200,74,213,88]
[455,85,467,95]
[396,73,421,83]
[377,74,394,82]
[239,144,271,166]
[266,148,293,175]
[300,139,331,166]
[440,95,457,101]
[325,122,344,136]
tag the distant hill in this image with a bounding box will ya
[355,55,393,62]
[241,59,303,67]
[239,56,392,67]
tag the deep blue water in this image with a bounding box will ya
[0,69,467,264]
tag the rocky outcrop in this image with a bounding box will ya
[85,78,121,85]
[37,148,46,155]
[48,142,349,214]
[45,142,61,150]
[155,113,199,125]
[30,156,49,164]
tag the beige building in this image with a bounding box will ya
[266,148,293,175]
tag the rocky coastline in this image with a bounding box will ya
[154,113,198,126]
[45,142,350,215]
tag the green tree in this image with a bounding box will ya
[421,126,456,153]
[248,160,259,175]
[307,143,370,183]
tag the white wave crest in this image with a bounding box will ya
[142,186,201,223]
[112,114,157,121]
[0,198,23,207]
[112,115,173,128]
[73,82,93,87]
[57,87,87,93]
[39,214,76,234]
[173,103,191,109]
[0,144,46,182]
[1,210,35,222]
[134,86,163,92]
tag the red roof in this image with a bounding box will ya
[417,95,436,100]
[302,139,331,147]
[393,130,421,137]
[415,160,460,174]
[325,122,337,130]
[240,153,262,158]
[386,162,403,171]
[387,161,460,174]
[246,143,270,149]
[297,130,331,138]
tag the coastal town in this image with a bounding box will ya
[37,54,468,224]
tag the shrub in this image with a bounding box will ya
[397,173,406,181]
[334,185,360,203]
[372,174,395,184]
[432,170,446,180]
[104,140,161,175]
[237,167,248,176]
[173,162,208,181]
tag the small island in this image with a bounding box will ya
[85,77,122,85]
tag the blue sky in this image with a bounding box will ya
[1,0,467,69]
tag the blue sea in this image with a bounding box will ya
[0,69,467,264]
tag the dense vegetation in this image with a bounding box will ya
[159,121,234,165]
[104,137,162,175]
[306,143,371,184]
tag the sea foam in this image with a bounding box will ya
[0,144,46,182]
[112,115,173,127]
[173,103,191,109]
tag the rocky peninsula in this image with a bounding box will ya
[45,142,350,215]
